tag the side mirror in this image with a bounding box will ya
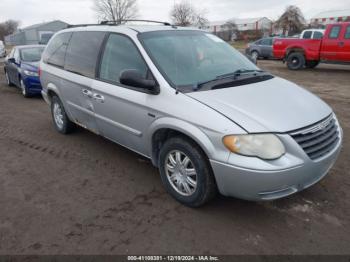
[8,58,15,64]
[120,69,157,92]
[246,54,257,65]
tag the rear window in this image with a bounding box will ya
[43,32,72,68]
[345,26,350,39]
[64,31,106,78]
[302,31,312,39]
[329,26,341,39]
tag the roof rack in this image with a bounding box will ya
[67,24,101,28]
[100,20,172,26]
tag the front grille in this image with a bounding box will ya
[290,114,339,160]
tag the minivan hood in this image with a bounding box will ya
[187,77,332,133]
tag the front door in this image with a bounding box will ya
[321,25,342,62]
[92,33,156,155]
[7,48,21,86]
[338,24,350,62]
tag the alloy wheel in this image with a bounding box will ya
[53,102,64,130]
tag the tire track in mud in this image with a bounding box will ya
[0,124,126,177]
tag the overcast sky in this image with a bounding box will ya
[0,0,350,27]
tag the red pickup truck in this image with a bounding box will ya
[273,22,350,70]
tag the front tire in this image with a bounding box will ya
[287,52,305,70]
[5,71,13,86]
[51,95,75,134]
[20,79,31,98]
[159,137,217,207]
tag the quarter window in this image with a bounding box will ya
[99,34,148,84]
[43,32,72,68]
[64,31,106,78]
[345,26,350,39]
[302,31,312,39]
[329,26,341,39]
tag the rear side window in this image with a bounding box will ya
[329,26,341,39]
[313,31,323,39]
[302,31,312,39]
[43,32,72,67]
[261,38,271,45]
[64,31,106,78]
[99,34,148,84]
[345,26,350,39]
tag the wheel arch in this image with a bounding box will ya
[286,46,305,58]
[148,118,217,167]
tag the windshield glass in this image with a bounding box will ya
[20,47,45,62]
[139,31,259,90]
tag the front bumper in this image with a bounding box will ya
[23,76,42,95]
[210,130,343,201]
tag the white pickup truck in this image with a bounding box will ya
[299,29,325,39]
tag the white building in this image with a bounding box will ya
[311,9,350,25]
[207,17,272,33]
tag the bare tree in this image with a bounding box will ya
[93,0,138,23]
[0,20,20,41]
[275,5,306,36]
[170,1,208,28]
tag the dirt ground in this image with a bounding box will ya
[0,60,349,255]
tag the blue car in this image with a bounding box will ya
[4,45,45,97]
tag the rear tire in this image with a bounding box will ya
[251,51,259,60]
[51,95,75,134]
[305,60,319,69]
[287,52,305,70]
[158,137,217,207]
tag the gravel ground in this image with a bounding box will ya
[0,60,349,255]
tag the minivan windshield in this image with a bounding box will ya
[20,47,45,62]
[139,31,261,91]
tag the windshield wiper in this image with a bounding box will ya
[194,69,265,91]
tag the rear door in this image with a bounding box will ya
[321,25,342,61]
[62,31,106,134]
[338,24,350,62]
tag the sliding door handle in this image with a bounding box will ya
[93,93,105,103]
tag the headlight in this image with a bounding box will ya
[223,134,285,160]
[23,70,39,77]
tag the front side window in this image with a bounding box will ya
[64,31,106,78]
[329,26,341,39]
[20,47,45,62]
[302,31,312,39]
[99,34,148,84]
[313,31,323,39]
[345,26,350,39]
[43,32,72,67]
[139,31,259,90]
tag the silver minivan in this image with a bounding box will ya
[40,22,343,207]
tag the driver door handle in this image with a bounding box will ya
[82,89,93,98]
